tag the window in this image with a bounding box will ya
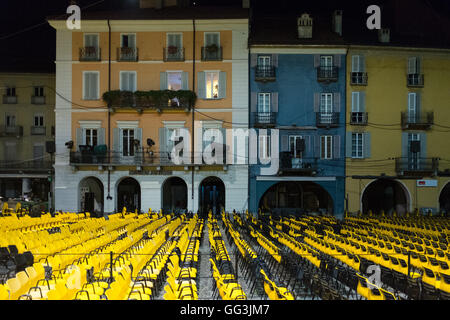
[205,32,220,47]
[259,134,271,160]
[6,87,16,97]
[83,72,99,100]
[166,33,183,59]
[121,128,135,156]
[258,93,271,113]
[320,93,333,123]
[320,56,333,68]
[408,57,420,75]
[84,34,99,48]
[34,114,44,127]
[167,72,182,91]
[351,133,363,158]
[320,135,333,159]
[34,87,44,97]
[121,34,136,48]
[408,133,420,169]
[84,128,98,146]
[205,71,219,99]
[289,136,303,159]
[6,114,16,127]
[408,92,417,122]
[83,34,99,60]
[120,71,137,92]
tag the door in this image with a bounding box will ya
[408,133,420,170]
[257,93,271,123]
[289,136,303,168]
[408,93,417,123]
[320,93,333,124]
[121,129,135,157]
[257,55,272,77]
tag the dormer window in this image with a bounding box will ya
[297,13,313,39]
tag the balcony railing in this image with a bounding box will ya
[0,160,53,172]
[70,150,229,167]
[0,126,23,137]
[31,126,46,135]
[79,47,101,61]
[201,46,223,61]
[3,95,17,104]
[407,74,424,87]
[401,112,434,130]
[350,112,368,125]
[317,66,339,82]
[316,112,340,127]
[350,72,368,85]
[102,90,196,112]
[118,47,138,62]
[255,65,276,81]
[253,112,276,127]
[395,157,438,176]
[279,153,318,176]
[31,95,46,105]
[163,47,185,62]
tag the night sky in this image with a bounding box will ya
[0,0,449,73]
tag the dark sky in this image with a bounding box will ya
[0,0,449,72]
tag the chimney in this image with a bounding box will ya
[297,13,313,39]
[242,0,250,8]
[378,28,390,43]
[332,10,343,36]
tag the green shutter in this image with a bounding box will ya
[420,133,426,159]
[197,72,206,99]
[364,132,371,158]
[113,128,120,153]
[160,72,168,90]
[181,72,189,90]
[401,132,409,158]
[219,72,227,99]
[359,91,366,112]
[159,127,167,153]
[345,132,352,158]
[98,128,105,146]
[76,128,83,151]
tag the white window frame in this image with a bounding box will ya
[351,55,361,73]
[351,92,360,112]
[5,114,16,127]
[320,135,333,160]
[34,86,44,97]
[82,71,100,100]
[408,92,417,122]
[33,113,44,127]
[205,70,220,99]
[119,71,137,92]
[83,33,99,48]
[289,135,303,159]
[259,134,271,160]
[320,55,333,68]
[351,132,364,159]
[120,33,136,48]
[204,32,220,47]
[166,33,183,48]
[258,92,271,113]
[166,70,183,91]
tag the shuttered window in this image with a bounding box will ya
[83,72,99,100]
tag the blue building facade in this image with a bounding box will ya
[248,49,346,218]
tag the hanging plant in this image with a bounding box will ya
[167,46,178,55]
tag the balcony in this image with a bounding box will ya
[79,47,101,61]
[316,112,340,128]
[317,66,339,82]
[201,46,223,61]
[253,112,276,127]
[395,157,438,177]
[407,74,424,87]
[0,160,53,173]
[118,47,138,62]
[401,112,434,130]
[31,95,46,105]
[255,65,276,82]
[350,112,368,125]
[31,126,46,135]
[278,153,318,176]
[0,126,23,137]
[3,95,17,104]
[102,90,196,112]
[163,47,185,62]
[350,72,368,85]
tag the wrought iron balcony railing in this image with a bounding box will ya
[401,112,433,130]
[79,47,101,61]
[315,112,340,127]
[395,157,438,176]
[118,47,138,62]
[407,74,424,87]
[278,153,318,176]
[0,160,53,172]
[163,47,185,62]
[253,112,276,127]
[317,66,339,82]
[31,126,46,135]
[255,65,276,81]
[3,95,17,104]
[201,46,223,61]
[350,72,368,85]
[31,95,46,105]
[0,126,23,137]
[350,112,368,125]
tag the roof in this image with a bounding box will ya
[47,6,249,21]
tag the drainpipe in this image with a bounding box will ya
[106,19,112,206]
[191,18,196,211]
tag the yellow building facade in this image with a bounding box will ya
[49,8,249,215]
[345,46,450,215]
